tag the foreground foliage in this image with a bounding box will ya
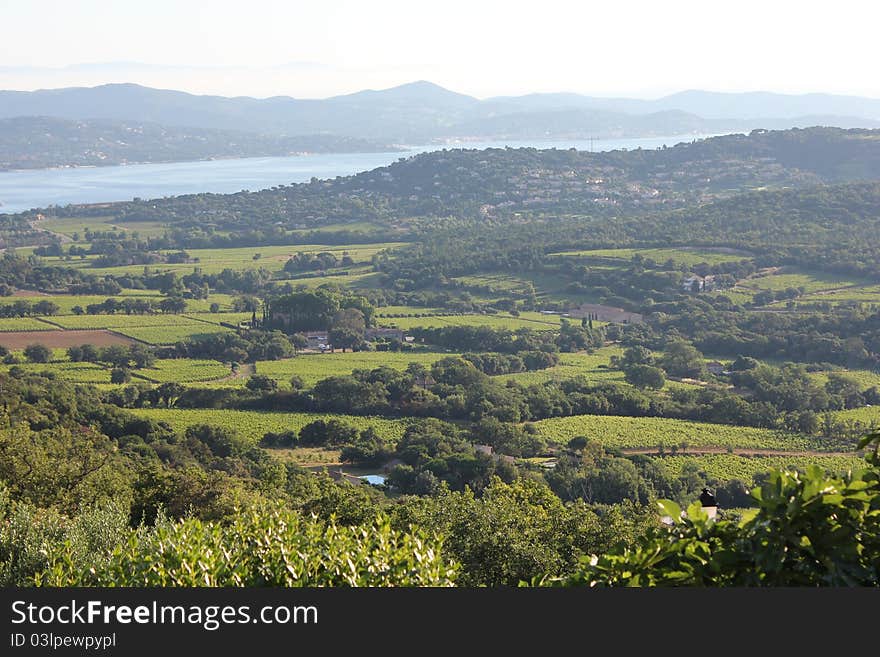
[556,433,880,586]
[37,505,456,587]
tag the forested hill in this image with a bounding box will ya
[0,116,397,170]
[632,181,880,277]
[22,127,880,234]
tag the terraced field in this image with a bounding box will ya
[131,408,409,443]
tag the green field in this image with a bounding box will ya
[0,293,236,315]
[549,247,752,267]
[281,269,379,289]
[450,271,604,304]
[136,359,233,383]
[531,414,828,451]
[791,285,880,307]
[66,243,406,276]
[254,351,456,387]
[0,357,234,385]
[131,408,409,443]
[496,346,625,385]
[835,406,880,425]
[184,312,253,326]
[0,360,114,383]
[289,221,382,234]
[113,324,231,345]
[657,453,866,482]
[46,314,215,330]
[740,269,863,294]
[375,306,448,316]
[37,215,168,237]
[709,288,756,306]
[0,317,56,331]
[809,369,880,391]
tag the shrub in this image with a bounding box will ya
[23,344,51,363]
[41,506,457,587]
[555,433,880,586]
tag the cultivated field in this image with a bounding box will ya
[496,346,625,385]
[252,350,457,387]
[530,414,832,451]
[0,317,56,331]
[112,324,231,345]
[131,408,409,443]
[657,453,866,481]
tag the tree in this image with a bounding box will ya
[100,345,131,368]
[660,341,707,379]
[223,347,249,364]
[129,344,155,369]
[333,307,366,333]
[80,344,100,362]
[23,344,51,363]
[624,364,666,390]
[246,374,278,392]
[110,368,132,384]
[328,327,364,353]
[155,382,185,408]
[185,424,250,458]
[232,295,260,313]
[290,333,309,355]
[158,297,187,314]
[620,346,654,369]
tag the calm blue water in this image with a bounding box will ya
[0,134,717,214]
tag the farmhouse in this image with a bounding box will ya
[365,327,405,342]
[682,274,717,292]
[706,361,727,376]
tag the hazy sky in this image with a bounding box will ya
[2,0,878,99]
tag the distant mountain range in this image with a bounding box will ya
[1,81,879,167]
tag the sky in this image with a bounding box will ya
[1,0,878,99]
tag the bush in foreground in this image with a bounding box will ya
[552,433,880,586]
[39,505,457,587]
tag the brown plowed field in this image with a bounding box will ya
[0,329,136,349]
